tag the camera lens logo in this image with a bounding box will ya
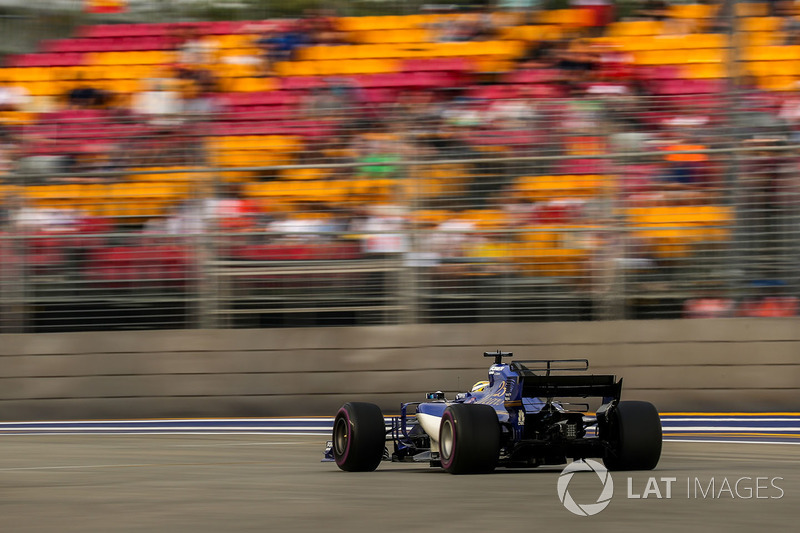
[557,459,614,516]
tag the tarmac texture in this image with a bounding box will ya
[0,434,796,532]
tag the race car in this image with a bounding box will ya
[324,351,662,474]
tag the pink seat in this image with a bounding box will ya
[410,71,462,88]
[353,73,407,88]
[401,58,471,73]
[636,65,682,81]
[465,85,519,100]
[220,91,299,107]
[280,77,329,91]
[504,69,561,84]
[361,88,399,104]
[224,105,298,122]
[557,159,606,175]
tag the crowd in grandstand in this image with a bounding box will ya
[1,1,800,325]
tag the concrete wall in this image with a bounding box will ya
[1,319,799,420]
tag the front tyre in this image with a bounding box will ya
[602,400,662,471]
[332,402,386,472]
[439,404,500,474]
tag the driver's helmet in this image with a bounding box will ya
[471,380,490,392]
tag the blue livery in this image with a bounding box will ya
[326,351,663,474]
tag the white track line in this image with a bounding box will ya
[665,438,800,446]
[0,428,330,437]
[170,441,309,447]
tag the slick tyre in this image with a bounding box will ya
[439,404,501,474]
[332,402,386,472]
[603,400,662,471]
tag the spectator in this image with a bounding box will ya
[176,28,217,68]
[176,67,220,116]
[659,140,712,197]
[306,8,344,46]
[638,0,670,21]
[356,133,402,180]
[0,81,31,112]
[258,21,308,64]
[0,129,17,180]
[66,75,110,109]
[571,0,615,31]
[683,292,736,318]
[351,203,409,255]
[132,76,184,126]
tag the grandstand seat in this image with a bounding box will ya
[6,53,85,68]
[219,91,299,108]
[231,243,315,261]
[279,76,329,91]
[25,230,68,275]
[504,69,561,84]
[465,85,519,100]
[361,88,400,103]
[87,244,192,289]
[401,58,471,72]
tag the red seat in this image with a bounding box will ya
[87,245,191,289]
[231,243,314,261]
[311,242,362,260]
[26,231,67,275]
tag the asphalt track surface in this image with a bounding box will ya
[0,430,797,532]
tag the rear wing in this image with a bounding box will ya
[511,359,622,402]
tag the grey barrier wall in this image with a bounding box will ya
[1,318,799,420]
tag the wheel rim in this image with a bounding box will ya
[334,416,349,456]
[440,418,454,460]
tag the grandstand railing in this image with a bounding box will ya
[2,94,799,332]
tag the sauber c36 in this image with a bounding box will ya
[324,351,662,474]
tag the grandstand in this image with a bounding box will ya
[0,2,798,331]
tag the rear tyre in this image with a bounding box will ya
[332,402,386,472]
[439,404,500,474]
[602,401,662,471]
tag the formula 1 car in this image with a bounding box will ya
[324,351,662,474]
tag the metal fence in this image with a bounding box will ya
[3,86,800,333]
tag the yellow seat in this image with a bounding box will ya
[745,46,800,61]
[687,48,726,64]
[759,75,798,91]
[741,17,782,33]
[22,81,58,96]
[273,61,319,77]
[280,168,331,181]
[745,31,785,47]
[668,4,717,19]
[228,77,277,92]
[500,25,562,41]
[607,20,664,37]
[0,110,36,124]
[683,63,727,79]
[736,3,768,17]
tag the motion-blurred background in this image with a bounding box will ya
[1,0,799,334]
